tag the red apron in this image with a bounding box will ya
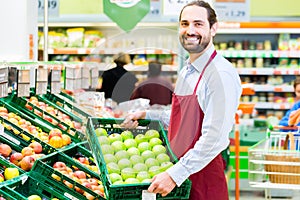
[168,50,228,200]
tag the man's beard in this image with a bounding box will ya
[180,34,210,54]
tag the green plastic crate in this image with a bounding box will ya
[86,118,192,200]
[2,173,67,200]
[0,94,85,143]
[0,157,24,186]
[41,92,91,121]
[31,150,105,200]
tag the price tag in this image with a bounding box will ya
[148,0,161,16]
[142,190,156,200]
[38,0,59,17]
[214,0,250,22]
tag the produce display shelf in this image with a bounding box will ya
[1,173,67,200]
[1,94,85,143]
[31,148,105,200]
[86,118,192,200]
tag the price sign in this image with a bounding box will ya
[214,0,250,22]
[38,0,59,17]
[147,0,161,16]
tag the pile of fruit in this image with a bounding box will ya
[96,128,173,184]
[25,96,82,133]
[0,141,45,171]
[0,106,72,149]
[51,161,105,199]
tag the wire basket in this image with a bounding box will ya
[248,127,300,187]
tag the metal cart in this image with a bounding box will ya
[248,126,300,199]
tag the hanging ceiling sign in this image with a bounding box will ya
[213,0,250,22]
[104,0,150,32]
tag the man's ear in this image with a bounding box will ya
[211,22,218,37]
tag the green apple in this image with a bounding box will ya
[95,127,108,136]
[145,129,160,139]
[152,145,166,156]
[130,155,144,165]
[113,180,124,185]
[145,158,160,168]
[156,153,170,164]
[135,134,148,144]
[120,130,134,141]
[124,177,140,184]
[108,133,123,143]
[121,167,136,180]
[115,150,130,161]
[104,154,117,164]
[149,137,163,148]
[101,144,114,155]
[124,139,137,149]
[149,166,161,177]
[160,161,174,171]
[107,162,120,174]
[109,173,123,183]
[136,171,151,182]
[127,147,140,156]
[111,141,126,152]
[118,158,132,169]
[138,142,151,153]
[141,178,152,183]
[133,163,148,172]
[98,135,110,145]
[141,150,155,161]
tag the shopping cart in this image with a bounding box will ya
[248,126,300,199]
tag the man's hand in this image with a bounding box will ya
[148,172,176,197]
[120,111,146,129]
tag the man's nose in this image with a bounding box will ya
[187,25,196,34]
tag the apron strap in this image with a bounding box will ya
[193,50,217,94]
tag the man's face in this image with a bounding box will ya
[179,5,216,54]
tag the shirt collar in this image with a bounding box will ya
[186,45,215,72]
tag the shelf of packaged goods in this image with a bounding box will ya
[253,85,294,92]
[238,68,300,75]
[46,48,177,55]
[218,50,300,58]
[254,102,293,110]
[98,63,178,72]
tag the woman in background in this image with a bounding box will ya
[98,52,138,104]
[279,78,300,126]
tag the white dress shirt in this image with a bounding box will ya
[146,45,242,186]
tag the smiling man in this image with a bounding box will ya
[122,1,242,199]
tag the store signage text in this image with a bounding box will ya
[38,0,59,17]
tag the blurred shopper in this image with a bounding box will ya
[130,61,174,105]
[121,1,242,199]
[279,77,300,126]
[97,52,138,103]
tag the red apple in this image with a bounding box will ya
[0,143,12,157]
[72,170,86,179]
[10,152,24,166]
[20,156,35,171]
[25,103,33,110]
[77,157,89,165]
[87,178,99,186]
[29,142,43,154]
[21,147,35,157]
[0,107,8,113]
[53,161,67,171]
[49,128,62,139]
[44,115,53,123]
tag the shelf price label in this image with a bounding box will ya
[38,0,59,17]
[214,0,250,22]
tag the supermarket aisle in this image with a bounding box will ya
[229,190,300,199]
